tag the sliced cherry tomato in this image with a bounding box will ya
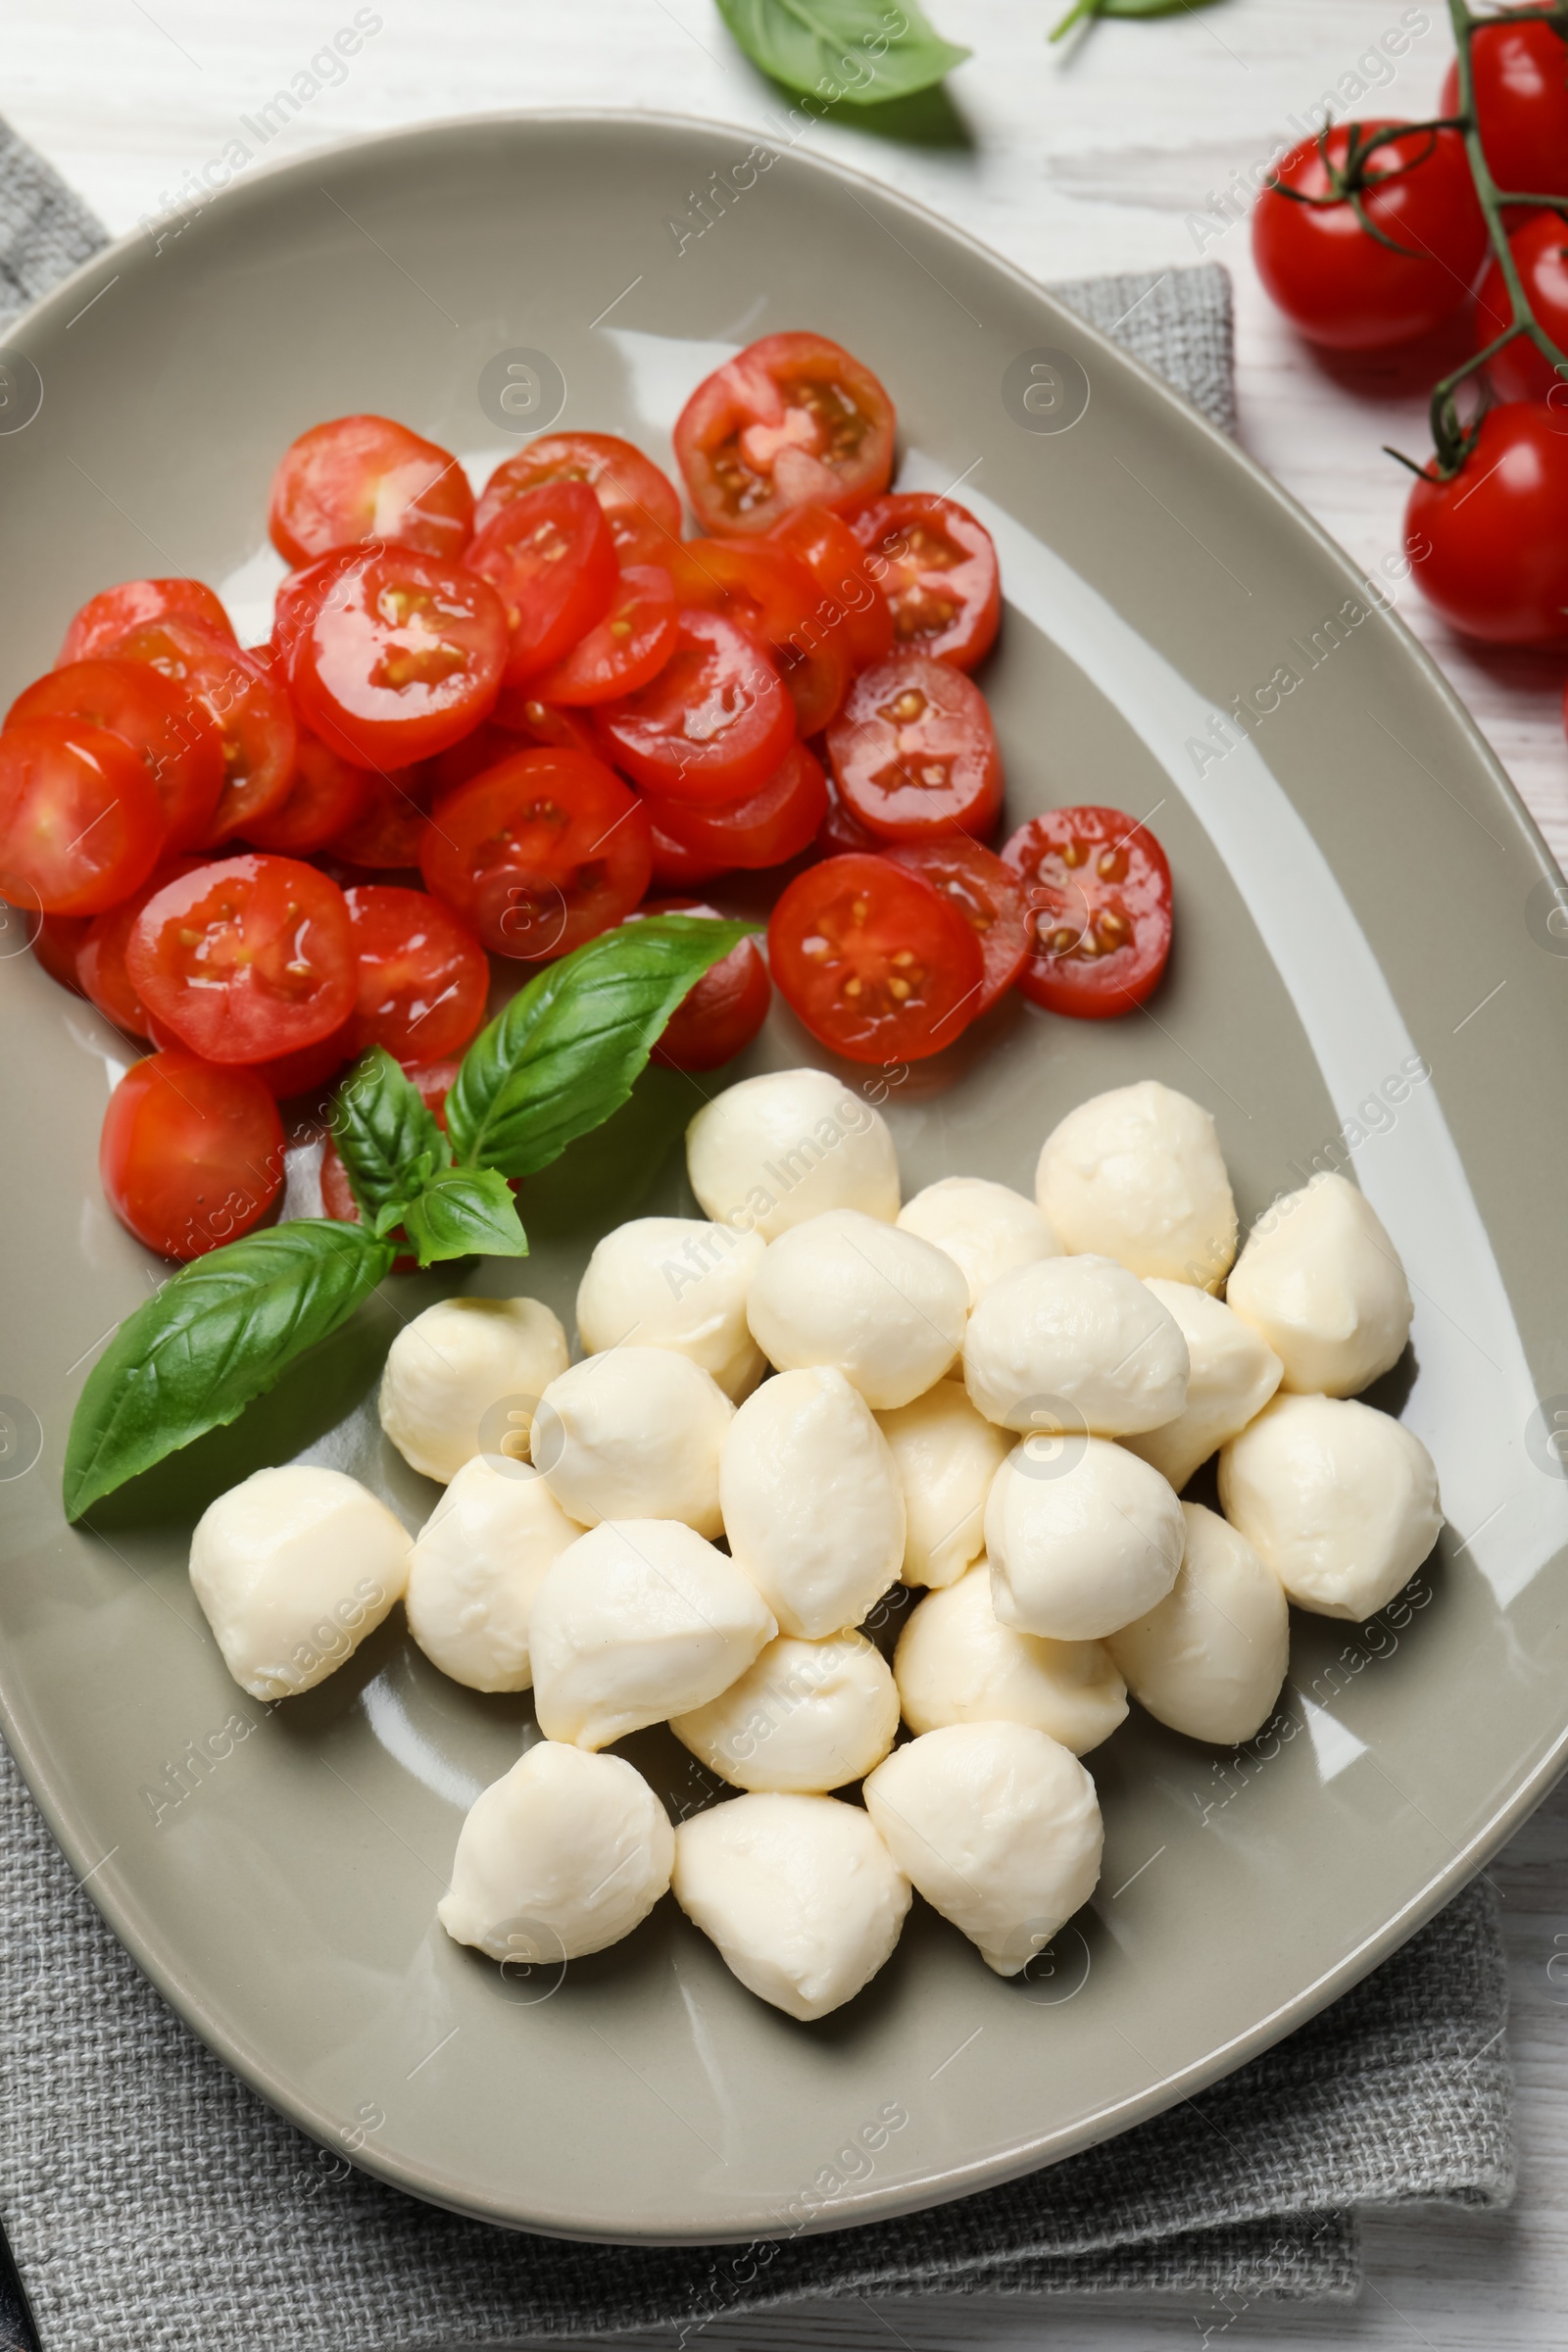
[627,900,771,1071]
[647,817,731,891]
[768,503,895,672]
[674,332,897,535]
[106,616,297,843]
[431,722,530,796]
[243,729,373,855]
[322,1057,458,1244]
[101,1051,285,1260]
[243,1019,357,1100]
[826,654,1003,842]
[475,434,682,566]
[269,415,473,566]
[769,853,983,1064]
[30,911,90,996]
[126,854,357,1062]
[466,482,618,685]
[594,611,795,805]
[883,837,1028,1014]
[523,565,679,707]
[343,883,489,1060]
[290,545,508,768]
[1442,14,1568,203]
[643,741,827,869]
[58,577,234,666]
[0,718,166,915]
[816,771,878,858]
[321,761,435,870]
[851,495,1001,671]
[9,657,224,853]
[420,748,652,960]
[1002,807,1174,1019]
[271,547,379,667]
[78,856,206,1038]
[490,691,602,754]
[1405,402,1568,645]
[1473,212,1568,401]
[669,540,847,733]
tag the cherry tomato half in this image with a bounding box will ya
[769,852,984,1064]
[1473,212,1568,402]
[815,772,878,858]
[420,748,652,960]
[1002,807,1173,1019]
[1442,14,1568,203]
[491,693,602,755]
[30,910,90,996]
[106,616,297,843]
[243,729,373,855]
[10,659,223,853]
[882,837,1029,1014]
[852,495,1001,671]
[343,883,489,1060]
[290,545,508,768]
[825,654,1003,843]
[1405,402,1568,645]
[466,481,618,685]
[627,900,771,1071]
[269,415,474,567]
[1252,122,1488,350]
[58,577,235,666]
[78,856,206,1038]
[669,539,847,734]
[643,741,827,869]
[321,761,436,870]
[126,854,357,1062]
[647,817,731,892]
[231,1019,358,1102]
[475,434,683,566]
[0,718,166,915]
[100,1051,285,1260]
[594,611,795,805]
[522,565,679,706]
[768,503,895,672]
[675,332,897,536]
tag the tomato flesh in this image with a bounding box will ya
[58,577,234,665]
[883,836,1029,1013]
[107,616,297,843]
[670,539,847,734]
[1473,213,1568,401]
[523,565,679,706]
[291,545,508,767]
[674,332,897,535]
[768,852,984,1064]
[78,856,206,1038]
[1441,18,1568,203]
[629,900,771,1071]
[594,610,796,805]
[100,1051,285,1260]
[0,717,166,915]
[243,729,374,855]
[826,654,1003,842]
[768,503,895,672]
[491,692,602,755]
[466,481,618,685]
[10,657,224,854]
[269,415,474,567]
[1405,402,1568,645]
[420,748,652,959]
[852,495,1001,671]
[1002,806,1174,1019]
[126,853,358,1061]
[321,761,436,869]
[647,816,731,891]
[475,434,682,566]
[643,741,827,869]
[344,883,489,1060]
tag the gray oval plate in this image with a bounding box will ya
[3,111,1568,2246]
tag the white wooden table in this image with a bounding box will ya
[8,4,1568,2344]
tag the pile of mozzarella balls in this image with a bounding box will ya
[188,1070,1443,2023]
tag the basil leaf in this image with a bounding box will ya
[402,1168,530,1267]
[332,1047,451,1229]
[446,916,754,1181]
[714,0,968,107]
[63,1221,394,1522]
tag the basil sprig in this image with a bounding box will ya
[714,0,968,109]
[64,915,750,1520]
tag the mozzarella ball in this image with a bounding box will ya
[874,1381,1010,1589]
[986,1436,1184,1642]
[863,1723,1102,1977]
[1107,1502,1289,1745]
[529,1520,776,1749]
[531,1348,733,1537]
[962,1254,1189,1437]
[895,1563,1128,1754]
[686,1068,900,1243]
[1225,1172,1413,1397]
[1121,1279,1283,1494]
[1218,1394,1442,1621]
[190,1465,410,1702]
[1035,1081,1237,1291]
[575,1215,766,1401]
[671,1631,899,1792]
[747,1210,968,1410]
[378,1295,569,1485]
[672,1791,909,2021]
[405,1458,584,1693]
[438,1741,673,1962]
[896,1176,1060,1306]
[720,1367,905,1639]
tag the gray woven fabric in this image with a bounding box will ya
[0,121,1510,2351]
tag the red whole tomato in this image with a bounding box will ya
[768,852,984,1064]
[466,481,618,685]
[126,854,357,1061]
[674,332,897,536]
[643,741,827,869]
[626,900,771,1071]
[1442,14,1568,202]
[768,503,895,672]
[1002,806,1173,1018]
[269,415,474,566]
[475,434,683,566]
[852,495,1001,671]
[105,616,297,842]
[0,718,166,915]
[290,545,508,768]
[9,657,223,852]
[1473,212,1568,401]
[30,910,90,995]
[58,577,235,666]
[522,565,679,706]
[647,816,731,891]
[490,691,602,755]
[321,1057,459,1237]
[594,611,795,805]
[825,654,1003,842]
[343,883,489,1060]
[77,856,206,1038]
[420,747,652,959]
[1253,122,1489,349]
[243,730,374,855]
[1405,402,1568,644]
[100,1051,285,1260]
[882,837,1029,1014]
[322,762,436,870]
[669,539,847,734]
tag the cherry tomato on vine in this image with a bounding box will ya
[289,545,508,768]
[767,502,895,672]
[626,899,771,1071]
[343,883,489,1060]
[0,718,166,915]
[825,654,1003,842]
[58,577,235,665]
[768,852,984,1064]
[126,854,357,1062]
[9,657,223,853]
[243,730,373,855]
[100,1051,285,1260]
[523,565,679,706]
[1002,806,1173,1019]
[852,495,1001,671]
[77,856,206,1038]
[269,415,474,566]
[106,616,297,842]
[1473,211,1568,401]
[674,332,897,535]
[594,611,796,804]
[1405,402,1568,644]
[1442,13,1568,204]
[882,836,1029,1014]
[466,481,618,684]
[642,741,827,869]
[30,910,89,995]
[669,539,847,734]
[420,747,651,959]
[475,433,682,565]
[1252,122,1488,349]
